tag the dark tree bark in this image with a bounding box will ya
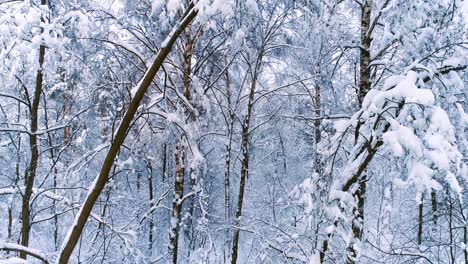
[20,0,47,255]
[418,195,424,245]
[162,143,167,183]
[230,50,263,264]
[147,161,155,251]
[431,190,437,224]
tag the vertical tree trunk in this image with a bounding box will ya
[417,195,423,245]
[357,0,372,107]
[230,122,250,264]
[431,191,437,224]
[169,140,186,264]
[186,167,197,254]
[460,203,468,264]
[224,131,233,218]
[162,144,167,183]
[20,1,47,255]
[347,1,372,262]
[147,161,154,251]
[43,95,60,250]
[230,51,263,264]
[313,82,324,178]
[183,31,199,240]
[224,67,234,221]
[465,224,468,264]
[7,206,12,241]
[62,93,70,145]
[314,84,322,146]
[447,190,455,263]
[53,170,58,250]
[223,69,235,261]
[168,26,198,263]
[8,101,22,251]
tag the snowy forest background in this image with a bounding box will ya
[0,0,467,263]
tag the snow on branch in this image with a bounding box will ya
[0,242,49,264]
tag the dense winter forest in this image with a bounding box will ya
[0,0,467,263]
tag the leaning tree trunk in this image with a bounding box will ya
[56,7,198,263]
[20,0,47,256]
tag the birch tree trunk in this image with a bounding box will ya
[168,25,198,263]
[224,68,235,261]
[169,139,186,264]
[347,1,372,262]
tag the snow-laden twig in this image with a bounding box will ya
[0,242,49,264]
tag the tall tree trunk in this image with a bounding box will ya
[314,83,322,154]
[7,206,12,241]
[417,195,423,245]
[57,8,198,263]
[62,93,70,145]
[460,203,468,264]
[431,190,437,224]
[230,115,250,264]
[162,143,167,183]
[43,94,60,250]
[224,65,234,220]
[346,1,372,263]
[223,68,235,261]
[183,30,200,234]
[357,0,372,107]
[224,124,233,219]
[169,140,186,264]
[20,0,47,255]
[8,101,22,251]
[147,161,155,251]
[168,26,198,263]
[186,167,197,254]
[447,189,455,263]
[230,51,263,264]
